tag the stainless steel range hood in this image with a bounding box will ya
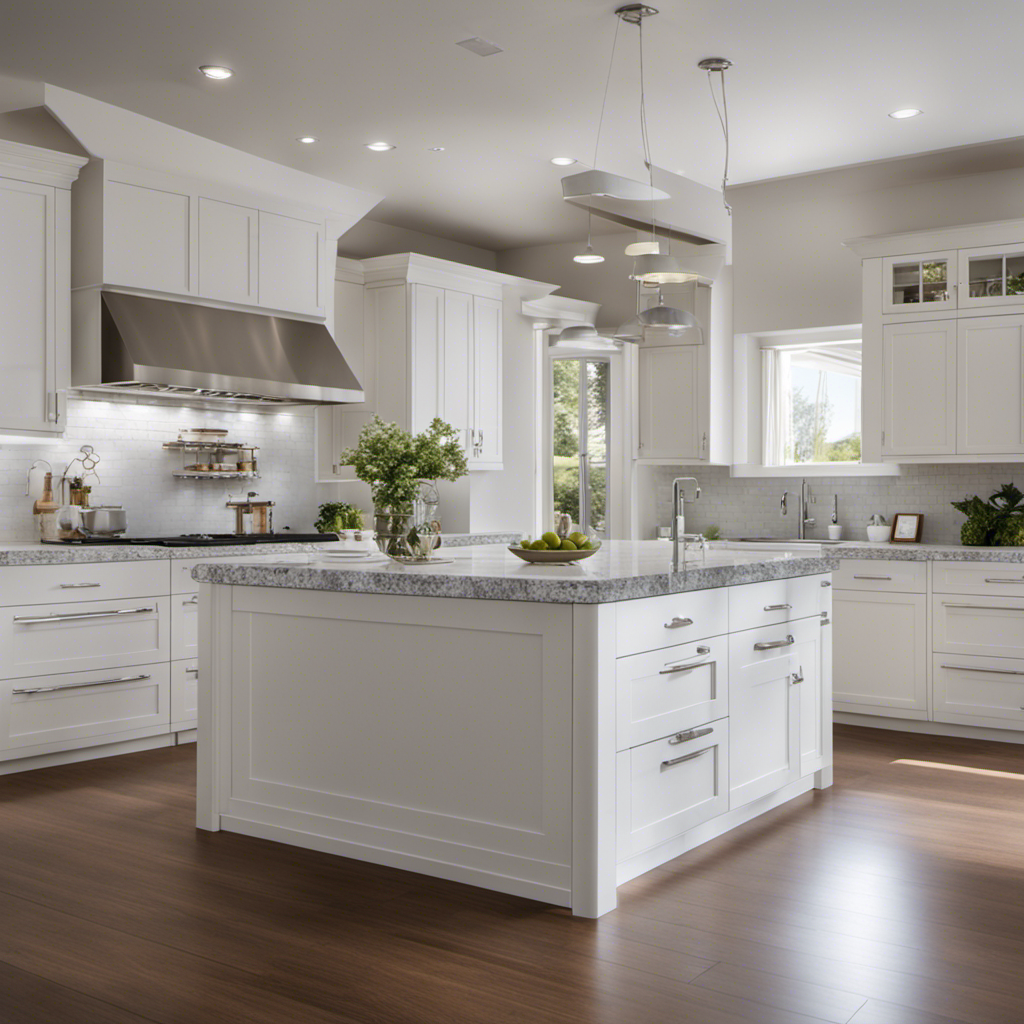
[75,292,364,405]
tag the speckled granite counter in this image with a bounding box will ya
[191,540,836,604]
[830,541,1024,562]
[0,532,517,566]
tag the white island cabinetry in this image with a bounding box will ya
[195,543,832,917]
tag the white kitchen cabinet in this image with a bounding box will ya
[933,594,1024,660]
[957,243,1024,311]
[957,315,1024,455]
[471,295,503,468]
[171,658,199,731]
[258,210,323,316]
[198,197,258,305]
[637,344,701,459]
[728,621,805,808]
[881,251,956,313]
[932,654,1024,731]
[882,319,957,456]
[832,590,928,719]
[0,142,86,437]
[171,592,199,661]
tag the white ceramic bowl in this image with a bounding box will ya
[866,525,890,543]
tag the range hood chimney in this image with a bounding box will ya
[73,292,363,405]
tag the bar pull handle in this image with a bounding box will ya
[13,606,155,625]
[59,582,102,589]
[662,745,714,769]
[660,659,713,676]
[184,595,199,605]
[13,673,151,695]
[185,666,200,676]
[668,726,714,745]
[940,663,1024,677]
[763,603,792,612]
[984,578,1024,584]
[664,616,693,629]
[944,603,1024,612]
[853,574,892,581]
[753,634,795,651]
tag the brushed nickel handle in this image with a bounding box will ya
[13,673,151,695]
[821,618,831,626]
[184,595,199,605]
[59,582,102,589]
[791,665,804,685]
[662,745,714,768]
[668,726,714,745]
[944,603,1024,612]
[984,578,1024,584]
[664,616,693,629]
[853,574,892,581]
[754,634,794,651]
[940,663,1024,677]
[763,603,792,612]
[13,606,155,625]
[185,666,200,676]
[820,580,831,587]
[660,659,713,676]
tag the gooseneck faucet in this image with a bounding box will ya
[781,480,815,540]
[671,477,701,571]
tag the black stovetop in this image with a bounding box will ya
[43,533,339,548]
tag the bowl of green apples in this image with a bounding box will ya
[509,531,602,563]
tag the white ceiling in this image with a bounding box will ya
[3,0,1023,251]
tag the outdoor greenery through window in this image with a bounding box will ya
[762,341,862,465]
[552,357,609,535]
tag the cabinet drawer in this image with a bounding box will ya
[616,588,728,657]
[1,662,170,757]
[832,561,926,594]
[616,637,728,751]
[171,658,198,729]
[171,593,199,660]
[728,574,823,631]
[616,719,729,860]
[933,560,1024,598]
[0,559,169,607]
[932,654,1024,731]
[0,598,170,678]
[933,594,1024,659]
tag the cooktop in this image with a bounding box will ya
[43,533,339,548]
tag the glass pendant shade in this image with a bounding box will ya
[638,305,700,330]
[550,324,619,351]
[624,240,662,256]
[614,316,644,342]
[630,253,699,285]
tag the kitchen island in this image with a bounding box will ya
[193,541,836,917]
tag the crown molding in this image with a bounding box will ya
[0,138,88,189]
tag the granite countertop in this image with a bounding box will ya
[0,532,518,566]
[830,541,1024,562]
[191,540,837,604]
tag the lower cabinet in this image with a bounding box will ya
[933,654,1024,730]
[172,592,199,660]
[833,590,928,718]
[616,719,729,860]
[171,658,198,731]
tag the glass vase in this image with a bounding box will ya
[373,507,415,557]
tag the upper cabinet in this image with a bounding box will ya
[0,140,88,438]
[848,218,1024,463]
[73,161,330,319]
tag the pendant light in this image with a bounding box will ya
[624,240,661,256]
[629,253,699,285]
[550,324,619,352]
[573,208,604,264]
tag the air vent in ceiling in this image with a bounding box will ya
[456,37,503,56]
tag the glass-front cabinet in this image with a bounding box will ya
[957,244,1024,309]
[881,251,957,313]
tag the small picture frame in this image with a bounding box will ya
[891,513,924,543]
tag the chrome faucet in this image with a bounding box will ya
[671,477,701,571]
[781,480,815,540]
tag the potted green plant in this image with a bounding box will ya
[338,416,468,556]
[314,502,365,537]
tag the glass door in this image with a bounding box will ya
[551,356,610,538]
[958,244,1024,309]
[881,251,956,313]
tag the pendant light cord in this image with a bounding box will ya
[584,15,622,254]
[706,68,732,215]
[638,18,659,248]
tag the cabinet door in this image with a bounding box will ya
[171,658,199,730]
[471,295,502,467]
[105,179,193,294]
[882,319,956,456]
[832,590,927,718]
[637,344,700,459]
[957,315,1024,454]
[0,178,56,432]
[410,283,444,435]
[957,244,1024,310]
[442,290,473,452]
[198,197,258,305]
[881,251,956,313]
[728,622,803,808]
[258,211,323,315]
[933,654,1024,731]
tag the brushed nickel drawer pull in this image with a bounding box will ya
[664,616,693,629]
[821,618,831,626]
[853,574,892,581]
[660,659,713,676]
[984,578,1024,584]
[668,726,714,745]
[13,606,155,625]
[791,665,804,685]
[940,663,1024,677]
[13,673,152,695]
[754,634,794,651]
[820,580,831,587]
[944,603,1024,612]
[185,666,200,676]
[184,595,199,605]
[763,603,792,611]
[58,582,102,589]
[662,745,714,768]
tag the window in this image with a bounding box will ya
[762,341,862,465]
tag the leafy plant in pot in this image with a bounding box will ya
[338,416,468,557]
[952,483,1024,546]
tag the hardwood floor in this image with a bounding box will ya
[1,725,1022,1023]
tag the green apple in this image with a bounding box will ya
[579,540,593,549]
[541,531,561,549]
[531,540,549,550]
[560,539,577,551]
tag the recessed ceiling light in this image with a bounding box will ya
[456,37,503,57]
[297,136,319,144]
[198,65,234,80]
[428,146,445,152]
[889,108,923,119]
[365,141,396,152]
[551,156,577,166]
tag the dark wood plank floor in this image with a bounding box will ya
[1,725,1023,1024]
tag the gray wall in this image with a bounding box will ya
[640,464,1024,546]
[338,219,497,270]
